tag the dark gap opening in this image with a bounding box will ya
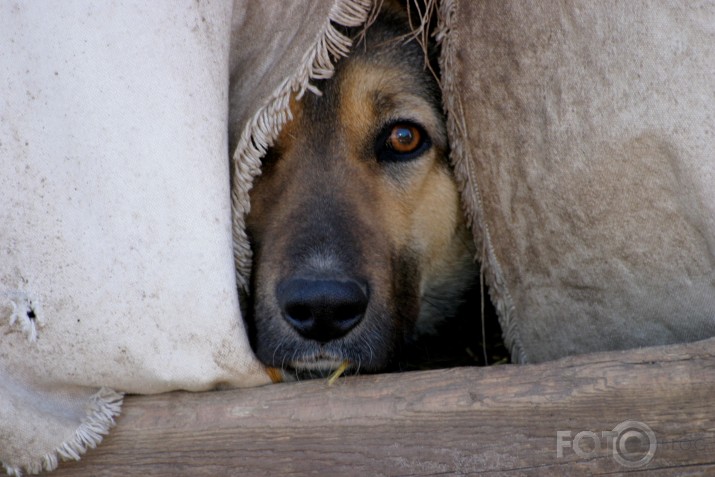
[398,274,509,371]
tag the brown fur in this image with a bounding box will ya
[244,5,477,376]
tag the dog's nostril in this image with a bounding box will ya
[277,278,368,342]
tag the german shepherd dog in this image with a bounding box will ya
[245,3,478,378]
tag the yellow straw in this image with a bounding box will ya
[327,360,350,386]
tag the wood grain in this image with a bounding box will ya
[46,337,715,476]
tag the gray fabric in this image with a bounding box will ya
[230,1,337,148]
[441,0,715,362]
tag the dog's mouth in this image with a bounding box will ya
[285,351,355,379]
[291,349,347,370]
[251,298,400,375]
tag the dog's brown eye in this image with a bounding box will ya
[376,121,430,162]
[387,125,421,153]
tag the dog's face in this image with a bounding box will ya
[245,12,476,376]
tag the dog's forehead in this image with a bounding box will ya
[275,39,445,157]
[338,58,443,141]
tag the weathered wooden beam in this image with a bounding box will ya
[46,337,715,476]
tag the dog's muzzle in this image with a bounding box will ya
[276,277,369,343]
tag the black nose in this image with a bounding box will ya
[276,277,368,342]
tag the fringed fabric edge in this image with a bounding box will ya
[230,0,374,292]
[435,0,528,364]
[2,388,123,477]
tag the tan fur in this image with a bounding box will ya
[338,60,472,329]
[245,7,477,374]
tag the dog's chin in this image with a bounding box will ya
[291,355,347,371]
[258,342,382,377]
[254,330,395,379]
[287,354,354,380]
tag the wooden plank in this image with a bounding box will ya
[46,337,715,476]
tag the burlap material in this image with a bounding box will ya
[439,0,715,362]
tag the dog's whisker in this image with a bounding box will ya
[271,334,286,366]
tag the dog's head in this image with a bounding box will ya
[245,7,476,377]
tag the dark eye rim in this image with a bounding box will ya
[374,120,432,163]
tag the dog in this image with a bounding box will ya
[244,3,479,378]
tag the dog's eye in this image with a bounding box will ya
[388,125,421,153]
[376,121,430,162]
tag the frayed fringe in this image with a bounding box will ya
[403,0,440,80]
[230,0,374,292]
[1,289,45,343]
[2,465,21,477]
[2,388,124,476]
[436,0,527,363]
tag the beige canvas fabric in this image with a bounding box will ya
[439,0,715,362]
